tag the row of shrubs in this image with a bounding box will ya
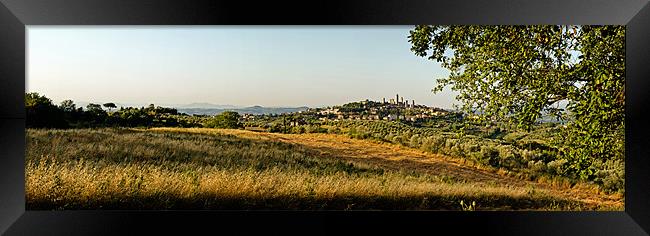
[339,120,624,194]
[266,123,337,134]
[255,118,622,194]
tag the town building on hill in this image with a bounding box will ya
[246,94,452,125]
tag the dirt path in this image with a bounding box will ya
[154,128,624,210]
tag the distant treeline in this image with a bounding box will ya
[25,92,241,129]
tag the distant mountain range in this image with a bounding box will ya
[176,103,240,109]
[177,106,310,116]
[173,103,310,115]
[70,101,309,115]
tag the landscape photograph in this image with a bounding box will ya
[25,25,625,211]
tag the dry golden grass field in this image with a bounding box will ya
[25,127,623,210]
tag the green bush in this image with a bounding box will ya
[307,125,328,133]
[327,127,341,134]
[497,146,521,169]
[409,134,421,148]
[269,123,284,133]
[592,159,624,194]
[291,126,306,134]
[421,136,446,154]
[478,146,500,166]
[521,150,539,162]
[204,111,243,129]
[528,160,547,175]
[546,159,569,176]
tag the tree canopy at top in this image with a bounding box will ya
[408,25,624,180]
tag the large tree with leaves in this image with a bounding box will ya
[408,25,624,181]
[25,92,68,128]
[204,111,242,129]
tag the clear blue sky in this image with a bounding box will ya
[27,26,458,109]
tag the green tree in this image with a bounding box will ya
[59,100,76,112]
[86,103,104,113]
[59,99,83,126]
[103,102,117,112]
[25,92,67,128]
[408,25,624,180]
[86,103,107,125]
[205,111,242,129]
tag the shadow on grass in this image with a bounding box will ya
[27,193,582,211]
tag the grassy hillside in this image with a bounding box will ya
[26,128,623,210]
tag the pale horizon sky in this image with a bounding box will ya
[27,26,459,109]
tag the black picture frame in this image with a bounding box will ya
[1,0,649,235]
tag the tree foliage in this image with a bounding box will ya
[25,92,67,128]
[408,25,624,181]
[59,100,76,112]
[103,103,117,111]
[26,93,202,128]
[205,111,242,129]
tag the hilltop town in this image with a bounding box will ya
[312,94,450,121]
[240,94,456,129]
